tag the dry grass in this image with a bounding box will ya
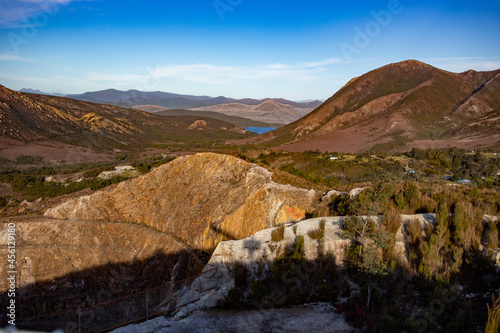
[485,221,499,250]
[308,219,326,240]
[383,205,402,234]
[486,294,500,333]
[271,224,285,242]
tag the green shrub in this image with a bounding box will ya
[0,196,8,209]
[249,279,267,303]
[83,165,115,178]
[293,235,305,259]
[403,181,419,208]
[377,314,397,333]
[233,262,248,289]
[329,194,350,216]
[419,204,465,281]
[382,205,402,234]
[10,173,130,199]
[15,155,44,165]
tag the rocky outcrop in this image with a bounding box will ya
[320,187,366,203]
[173,214,438,318]
[187,119,208,130]
[0,215,209,330]
[0,217,199,293]
[45,153,321,252]
[112,302,357,333]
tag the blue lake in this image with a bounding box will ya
[245,127,278,134]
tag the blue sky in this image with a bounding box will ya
[0,0,499,100]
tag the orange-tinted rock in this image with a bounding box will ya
[45,153,321,252]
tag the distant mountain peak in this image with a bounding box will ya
[255,100,290,111]
[253,60,500,153]
[18,88,65,97]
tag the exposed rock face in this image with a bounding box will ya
[45,153,320,252]
[112,302,357,333]
[174,217,348,318]
[0,153,320,331]
[0,217,196,292]
[187,119,208,130]
[320,187,366,203]
[0,215,206,329]
[173,214,438,318]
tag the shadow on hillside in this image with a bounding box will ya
[210,223,238,241]
[0,248,209,333]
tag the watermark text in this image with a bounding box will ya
[6,222,17,326]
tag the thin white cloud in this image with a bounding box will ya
[267,63,290,70]
[0,73,68,84]
[426,57,500,72]
[147,58,341,85]
[302,58,343,68]
[0,54,25,61]
[0,53,40,62]
[1,58,341,94]
[0,0,78,28]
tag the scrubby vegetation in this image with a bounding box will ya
[251,148,500,189]
[220,235,346,310]
[7,173,129,199]
[487,294,500,333]
[0,161,124,201]
[338,202,499,332]
[0,154,177,204]
[133,155,175,174]
[222,207,499,332]
[336,164,499,331]
[220,207,499,332]
[15,155,44,165]
[218,148,500,332]
[2,147,499,331]
[323,181,499,217]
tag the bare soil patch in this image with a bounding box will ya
[0,138,112,163]
[273,125,391,153]
[404,134,500,151]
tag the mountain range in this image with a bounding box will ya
[189,99,314,125]
[252,60,500,152]
[0,85,252,162]
[8,60,500,156]
[18,88,321,126]
[133,105,283,128]
[57,89,323,110]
